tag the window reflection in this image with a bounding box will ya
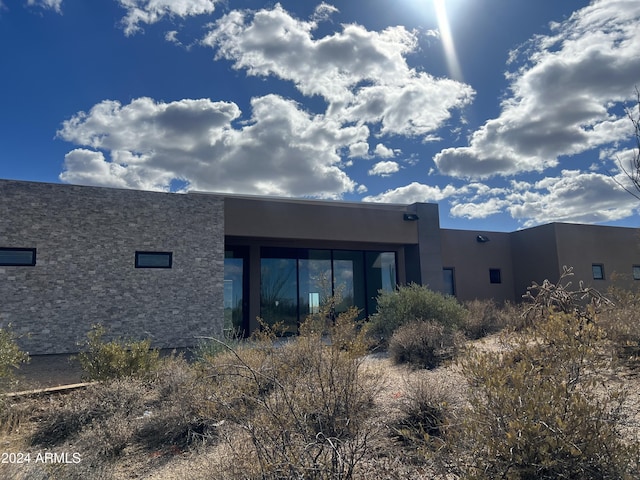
[224,251,245,333]
[298,250,332,317]
[259,248,396,333]
[261,258,298,334]
[365,251,397,316]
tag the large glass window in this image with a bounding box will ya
[259,248,396,333]
[224,249,246,333]
[365,251,397,316]
[333,250,366,317]
[298,250,332,317]
[261,256,298,334]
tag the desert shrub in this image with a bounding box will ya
[454,273,638,479]
[601,286,640,369]
[31,354,221,462]
[193,327,245,361]
[30,378,149,448]
[204,307,380,479]
[388,320,460,369]
[0,325,29,390]
[136,355,221,450]
[368,283,466,346]
[77,324,160,381]
[391,375,452,451]
[462,299,511,339]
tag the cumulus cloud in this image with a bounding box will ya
[368,161,399,177]
[445,170,639,226]
[348,141,369,158]
[374,143,398,158]
[363,182,460,203]
[203,4,474,137]
[434,0,640,179]
[506,170,639,227]
[57,95,368,198]
[117,0,220,36]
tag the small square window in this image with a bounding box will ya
[592,264,604,280]
[0,247,36,266]
[489,268,501,284]
[633,265,640,281]
[135,251,172,268]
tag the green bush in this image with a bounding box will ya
[388,320,460,369]
[0,325,29,391]
[77,324,160,381]
[368,283,466,346]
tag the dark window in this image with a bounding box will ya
[443,268,456,296]
[489,268,501,284]
[0,247,36,266]
[592,264,604,280]
[259,247,396,333]
[633,265,640,281]
[135,251,172,268]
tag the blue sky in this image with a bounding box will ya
[1,0,640,231]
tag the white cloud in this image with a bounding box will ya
[373,143,397,158]
[434,0,640,179]
[311,2,338,23]
[368,161,399,177]
[450,197,510,219]
[117,0,220,36]
[203,4,474,138]
[348,141,369,158]
[363,182,460,203]
[57,95,368,198]
[444,169,638,226]
[507,170,638,227]
[27,0,61,12]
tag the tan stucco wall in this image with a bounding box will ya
[553,223,640,291]
[510,223,561,300]
[223,195,420,244]
[440,229,515,303]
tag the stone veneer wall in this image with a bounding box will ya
[0,180,224,354]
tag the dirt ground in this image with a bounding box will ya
[10,355,84,391]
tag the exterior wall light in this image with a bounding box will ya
[476,235,490,243]
[403,213,419,221]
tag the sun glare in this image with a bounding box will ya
[433,0,463,81]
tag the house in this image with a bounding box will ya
[2,179,639,354]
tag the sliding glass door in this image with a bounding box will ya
[259,247,397,333]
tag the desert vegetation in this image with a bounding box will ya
[2,271,640,479]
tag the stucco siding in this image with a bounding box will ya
[510,224,561,301]
[440,229,514,303]
[553,223,640,290]
[0,180,224,354]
